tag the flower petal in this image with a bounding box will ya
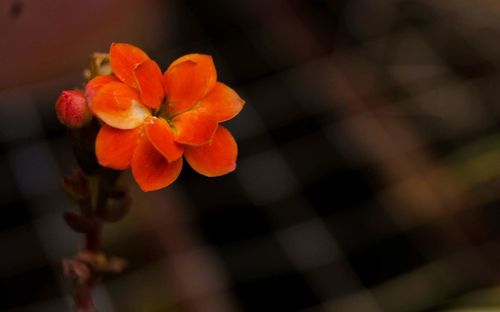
[134,60,165,110]
[144,117,183,162]
[110,43,150,88]
[163,54,217,115]
[95,125,141,170]
[199,82,245,122]
[92,82,151,129]
[171,109,218,145]
[85,75,119,106]
[184,125,237,177]
[131,135,183,191]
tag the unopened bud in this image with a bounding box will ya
[55,90,92,129]
[63,169,90,200]
[63,211,98,233]
[97,189,131,222]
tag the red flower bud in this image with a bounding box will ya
[55,90,92,129]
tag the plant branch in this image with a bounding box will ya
[64,168,125,312]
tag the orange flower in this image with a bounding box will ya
[86,43,245,191]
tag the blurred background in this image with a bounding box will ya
[3,0,500,311]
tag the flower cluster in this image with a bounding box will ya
[57,43,244,191]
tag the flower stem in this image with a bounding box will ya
[74,286,95,312]
[71,169,119,312]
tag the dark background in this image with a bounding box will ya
[2,0,500,311]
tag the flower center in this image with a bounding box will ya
[153,99,177,132]
[155,99,172,121]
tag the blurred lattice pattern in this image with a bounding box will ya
[3,0,500,311]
